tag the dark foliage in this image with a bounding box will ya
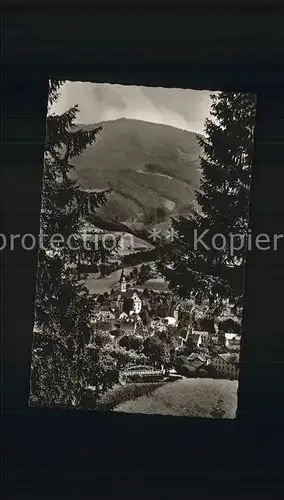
[218,318,241,334]
[158,92,256,310]
[30,81,117,408]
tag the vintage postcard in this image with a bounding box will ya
[29,80,256,418]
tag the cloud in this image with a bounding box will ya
[50,81,215,134]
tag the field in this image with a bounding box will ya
[113,378,238,418]
[83,263,168,295]
[84,268,131,295]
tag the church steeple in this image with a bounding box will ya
[173,304,180,322]
[120,267,126,293]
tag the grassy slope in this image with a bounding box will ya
[72,119,201,228]
[97,382,166,411]
[113,378,238,418]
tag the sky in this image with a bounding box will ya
[50,81,215,135]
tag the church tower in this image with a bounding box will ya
[173,304,180,323]
[120,267,127,293]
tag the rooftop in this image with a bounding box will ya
[218,353,239,364]
[188,353,207,363]
[192,331,209,336]
[33,323,42,334]
[225,333,241,340]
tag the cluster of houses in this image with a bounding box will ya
[181,351,240,380]
[171,326,240,379]
[210,353,239,379]
[88,268,241,380]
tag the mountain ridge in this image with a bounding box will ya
[71,118,202,232]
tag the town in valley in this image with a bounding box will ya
[82,242,241,387]
[30,82,254,417]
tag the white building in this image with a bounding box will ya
[131,292,142,315]
[191,331,209,348]
[210,335,220,345]
[119,311,129,320]
[225,333,241,350]
[164,316,177,327]
[33,322,42,334]
[211,353,239,380]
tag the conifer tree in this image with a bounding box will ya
[30,81,116,408]
[158,92,256,312]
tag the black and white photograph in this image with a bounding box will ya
[29,80,257,418]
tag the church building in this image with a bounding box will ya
[112,268,142,317]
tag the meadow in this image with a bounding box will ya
[113,378,238,418]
